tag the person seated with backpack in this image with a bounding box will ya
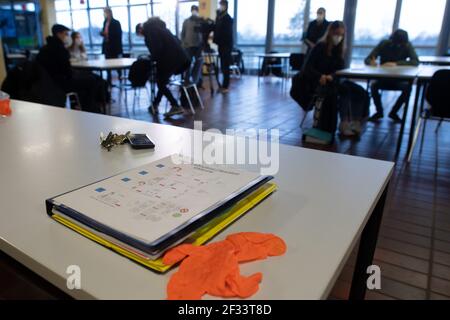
[365,29,419,123]
[136,17,190,118]
[301,21,365,138]
[36,24,106,113]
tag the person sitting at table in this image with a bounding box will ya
[301,21,365,137]
[68,32,88,61]
[36,24,105,113]
[365,29,419,123]
[136,17,190,118]
[303,7,329,53]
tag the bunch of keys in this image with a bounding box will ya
[100,131,131,152]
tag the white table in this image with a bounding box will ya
[336,66,419,160]
[257,53,291,88]
[420,55,450,66]
[0,100,393,300]
[71,58,136,71]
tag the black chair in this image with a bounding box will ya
[407,69,450,162]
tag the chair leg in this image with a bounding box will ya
[407,117,423,163]
[435,119,443,133]
[132,89,137,114]
[419,118,428,155]
[300,111,309,128]
[192,85,204,110]
[183,86,195,115]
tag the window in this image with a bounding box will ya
[273,0,307,45]
[237,0,268,45]
[309,0,345,21]
[54,0,188,50]
[353,0,397,60]
[153,0,177,34]
[399,0,447,55]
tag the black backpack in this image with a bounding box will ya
[290,71,315,112]
[426,70,450,118]
[340,80,370,119]
[128,56,153,88]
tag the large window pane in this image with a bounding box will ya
[237,0,268,45]
[89,0,107,8]
[354,0,396,46]
[130,0,150,4]
[89,8,105,44]
[72,10,90,46]
[130,5,149,45]
[309,0,345,21]
[153,0,176,34]
[56,11,72,28]
[274,0,306,45]
[55,0,70,11]
[71,0,87,10]
[108,0,128,7]
[399,0,447,50]
[110,6,129,46]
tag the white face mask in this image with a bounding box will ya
[332,35,343,46]
[220,5,227,12]
[63,36,72,47]
[75,39,83,46]
[192,10,199,17]
[317,14,325,22]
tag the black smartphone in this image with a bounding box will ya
[127,134,155,150]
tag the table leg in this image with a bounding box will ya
[349,182,390,300]
[394,80,413,160]
[406,80,423,158]
[258,57,262,87]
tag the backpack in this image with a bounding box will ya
[340,80,370,119]
[128,57,153,88]
[290,71,315,112]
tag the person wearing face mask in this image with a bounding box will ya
[36,24,103,114]
[365,29,419,123]
[213,0,234,93]
[68,32,88,61]
[304,8,329,53]
[181,5,204,85]
[301,21,365,138]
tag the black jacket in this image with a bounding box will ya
[364,39,419,66]
[143,19,190,77]
[304,20,330,48]
[102,18,123,57]
[302,42,345,84]
[214,12,233,48]
[36,36,72,84]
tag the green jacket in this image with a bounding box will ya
[364,40,419,66]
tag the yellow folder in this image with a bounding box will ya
[51,182,277,273]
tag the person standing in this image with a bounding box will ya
[213,0,234,93]
[304,7,329,53]
[365,29,419,123]
[100,7,123,84]
[136,18,190,118]
[181,5,204,85]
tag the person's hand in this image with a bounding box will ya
[369,58,377,66]
[326,75,333,82]
[319,75,328,86]
[382,62,397,67]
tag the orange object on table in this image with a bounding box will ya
[163,232,287,300]
[0,92,11,117]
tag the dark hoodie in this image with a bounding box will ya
[36,36,72,84]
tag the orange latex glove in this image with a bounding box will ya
[162,232,287,300]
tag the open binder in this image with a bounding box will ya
[46,155,276,272]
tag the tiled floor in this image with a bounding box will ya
[1,75,449,299]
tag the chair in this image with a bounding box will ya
[168,78,204,115]
[117,56,154,115]
[260,51,284,78]
[407,70,450,162]
[230,49,244,79]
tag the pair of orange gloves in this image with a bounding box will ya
[162,232,287,300]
